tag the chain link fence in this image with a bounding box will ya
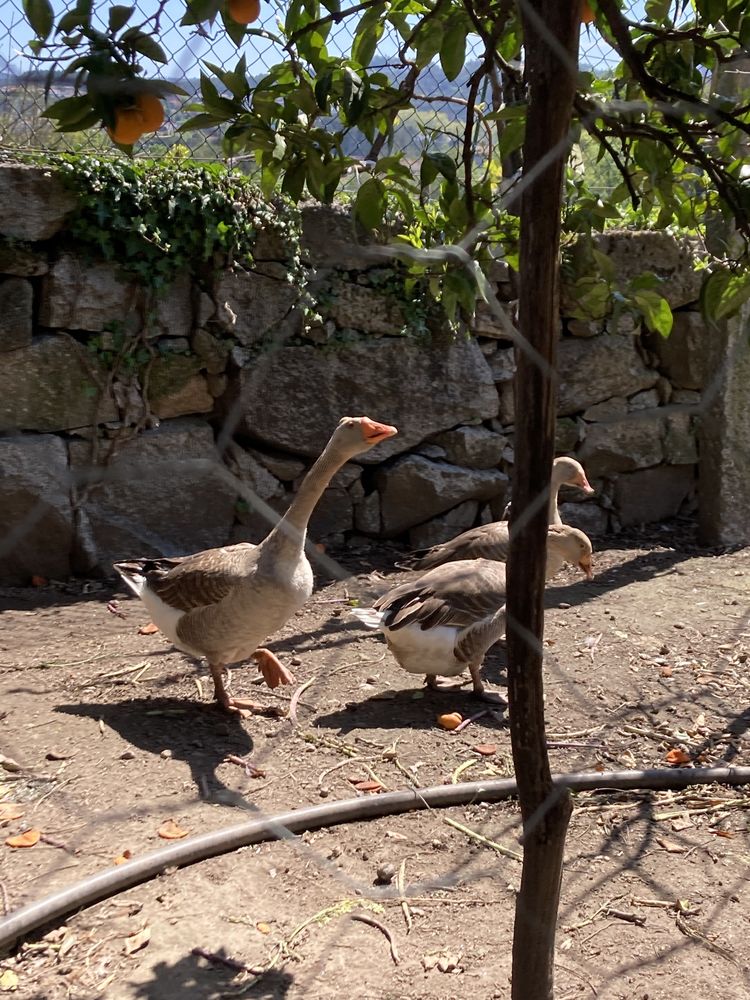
[0,0,625,161]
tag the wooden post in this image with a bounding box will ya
[507,3,581,999]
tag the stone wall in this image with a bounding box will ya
[0,162,709,584]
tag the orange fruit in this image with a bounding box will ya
[107,107,145,145]
[228,0,261,24]
[135,93,165,132]
[437,712,463,731]
[581,0,595,23]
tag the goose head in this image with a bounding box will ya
[547,524,594,579]
[329,415,398,459]
[553,456,595,495]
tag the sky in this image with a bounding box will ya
[1,0,629,83]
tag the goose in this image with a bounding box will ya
[114,415,398,716]
[404,456,593,571]
[352,525,593,701]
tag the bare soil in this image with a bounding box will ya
[1,522,749,1000]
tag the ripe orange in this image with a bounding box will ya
[136,93,165,132]
[437,712,463,731]
[581,0,595,24]
[107,107,145,145]
[228,0,261,24]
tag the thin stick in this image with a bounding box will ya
[604,907,646,926]
[443,816,522,862]
[350,912,400,965]
[0,882,8,916]
[289,677,316,727]
[102,660,149,680]
[132,662,151,683]
[397,859,412,935]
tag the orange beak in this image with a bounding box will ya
[577,472,595,495]
[579,555,594,580]
[360,417,398,444]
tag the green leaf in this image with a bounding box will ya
[633,290,673,337]
[23,0,53,38]
[424,151,456,183]
[440,21,467,83]
[497,119,525,160]
[700,268,750,324]
[108,5,134,32]
[41,94,93,125]
[282,159,307,202]
[413,21,443,67]
[355,177,386,230]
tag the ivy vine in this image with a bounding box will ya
[44,151,304,291]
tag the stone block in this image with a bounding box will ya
[578,411,664,477]
[70,419,237,571]
[376,455,507,536]
[595,230,703,309]
[0,164,76,241]
[147,355,213,419]
[39,252,142,332]
[613,465,695,526]
[226,338,499,462]
[0,334,117,432]
[429,426,505,469]
[644,310,709,390]
[322,282,404,336]
[0,277,33,352]
[212,269,300,345]
[0,434,74,584]
[558,335,659,416]
[354,491,381,534]
[0,239,48,276]
[557,501,609,536]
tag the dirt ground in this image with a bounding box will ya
[1,520,749,1000]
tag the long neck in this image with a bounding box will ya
[263,444,347,558]
[547,466,567,525]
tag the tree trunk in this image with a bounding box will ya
[507,3,581,999]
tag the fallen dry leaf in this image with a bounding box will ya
[30,575,48,587]
[5,828,41,849]
[157,819,189,840]
[473,744,497,756]
[0,968,19,991]
[665,748,692,766]
[711,828,734,839]
[138,622,160,635]
[0,803,25,823]
[656,836,687,854]
[123,925,151,956]
[114,849,133,865]
[58,932,77,959]
[353,780,383,793]
[660,665,673,678]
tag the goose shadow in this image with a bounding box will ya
[313,647,509,735]
[132,951,293,999]
[55,697,259,810]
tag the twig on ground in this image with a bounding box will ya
[318,758,359,787]
[397,859,412,934]
[350,912,400,965]
[563,894,627,932]
[443,816,522,862]
[102,660,149,680]
[0,882,9,915]
[622,724,701,752]
[675,912,738,964]
[224,754,267,779]
[191,946,265,975]
[289,677,316,726]
[604,907,646,926]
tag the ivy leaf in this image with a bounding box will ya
[440,21,467,83]
[633,289,673,337]
[108,5,134,33]
[355,177,386,230]
[23,0,54,39]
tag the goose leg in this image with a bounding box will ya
[468,663,507,705]
[252,648,295,689]
[425,674,470,691]
[208,661,277,717]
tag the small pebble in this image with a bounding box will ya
[319,787,330,798]
[375,862,397,885]
[558,602,571,610]
[290,657,302,666]
[120,750,136,761]
[160,749,173,760]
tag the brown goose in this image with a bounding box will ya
[114,416,397,715]
[405,456,593,571]
[352,525,593,700]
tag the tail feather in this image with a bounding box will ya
[349,607,385,629]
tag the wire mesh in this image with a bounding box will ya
[0,0,627,160]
